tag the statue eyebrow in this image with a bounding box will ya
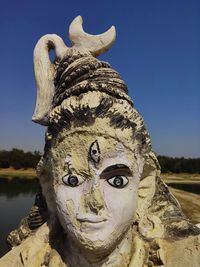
[101,164,132,176]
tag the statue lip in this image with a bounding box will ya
[77,216,108,223]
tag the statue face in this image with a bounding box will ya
[50,132,141,252]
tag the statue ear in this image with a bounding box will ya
[136,152,163,239]
[32,34,68,125]
[137,152,160,214]
[36,156,57,213]
[136,213,164,240]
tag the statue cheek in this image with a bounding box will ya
[55,187,77,224]
[103,185,137,223]
[65,199,81,231]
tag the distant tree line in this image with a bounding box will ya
[157,155,200,173]
[0,149,41,169]
[0,149,199,173]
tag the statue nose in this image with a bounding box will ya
[85,185,105,214]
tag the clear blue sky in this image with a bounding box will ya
[0,0,199,157]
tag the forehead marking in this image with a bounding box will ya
[89,140,101,163]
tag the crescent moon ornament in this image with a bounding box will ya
[69,16,116,57]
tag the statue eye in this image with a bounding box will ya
[107,176,129,188]
[62,175,80,187]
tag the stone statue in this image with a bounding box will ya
[0,16,199,267]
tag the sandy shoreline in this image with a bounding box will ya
[162,173,200,184]
[0,168,37,179]
[169,187,200,224]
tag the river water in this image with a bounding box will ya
[0,178,39,257]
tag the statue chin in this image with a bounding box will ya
[58,213,133,255]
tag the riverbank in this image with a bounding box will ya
[162,173,200,184]
[0,168,37,179]
[169,187,200,224]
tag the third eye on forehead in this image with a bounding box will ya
[100,164,132,178]
[89,140,101,164]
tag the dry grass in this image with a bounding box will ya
[0,168,37,179]
[169,187,200,224]
[162,173,200,184]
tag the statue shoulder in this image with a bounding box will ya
[158,234,200,267]
[0,223,66,267]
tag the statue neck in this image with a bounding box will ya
[64,227,134,267]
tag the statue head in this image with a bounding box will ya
[32,17,198,263]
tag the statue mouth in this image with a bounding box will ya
[77,216,108,224]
